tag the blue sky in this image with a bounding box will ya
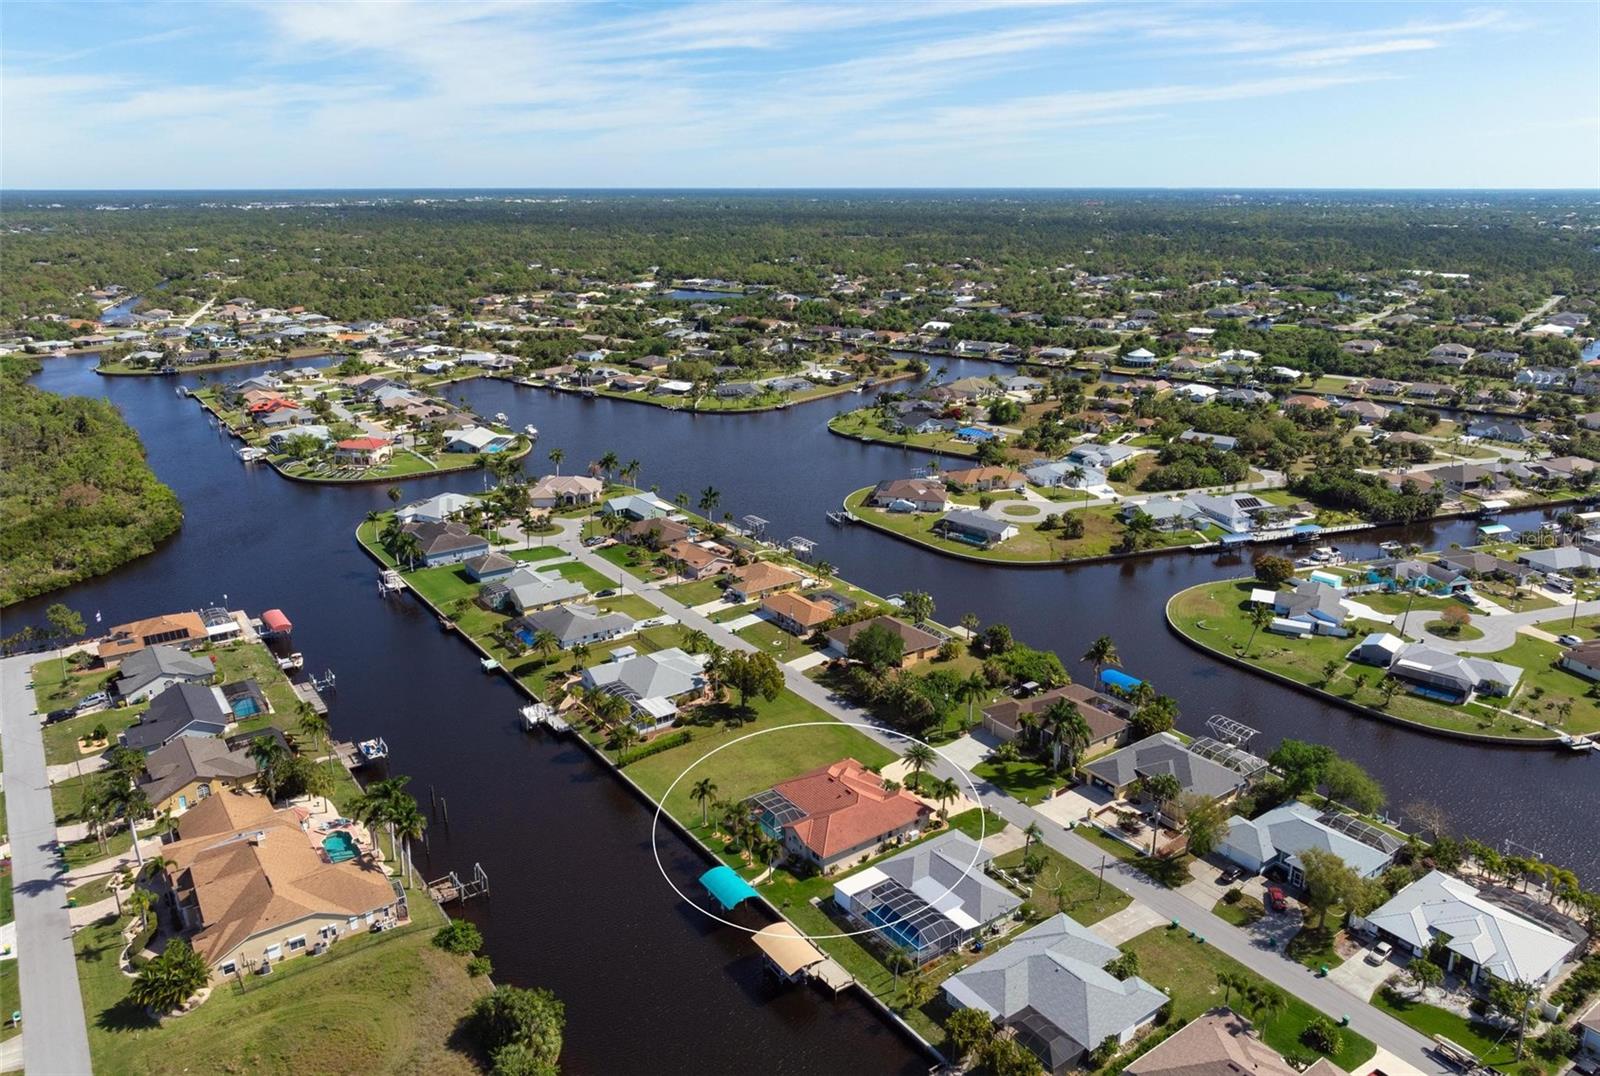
[3,1,1597,189]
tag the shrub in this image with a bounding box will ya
[468,955,494,978]
[1301,1016,1342,1055]
[1535,1026,1577,1060]
[1222,887,1243,904]
[434,920,484,955]
[617,729,693,766]
[470,986,566,1072]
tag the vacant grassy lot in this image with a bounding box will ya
[74,897,487,1075]
[1374,987,1554,1074]
[1124,926,1376,1072]
[991,844,1130,925]
[734,619,816,664]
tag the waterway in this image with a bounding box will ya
[9,353,1600,1067]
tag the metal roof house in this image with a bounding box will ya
[832,831,1020,964]
[1360,870,1577,987]
[1388,644,1521,704]
[1219,801,1401,884]
[943,913,1169,1074]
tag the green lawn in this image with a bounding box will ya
[593,593,662,620]
[508,546,565,563]
[549,561,614,593]
[734,619,816,664]
[991,844,1130,925]
[623,689,898,824]
[0,960,17,1041]
[1125,927,1376,1072]
[1076,825,1193,887]
[29,656,120,711]
[661,578,729,606]
[845,487,1207,563]
[43,708,142,767]
[1374,987,1552,1074]
[971,757,1060,805]
[1169,580,1564,740]
[1285,923,1345,971]
[1212,895,1265,927]
[828,409,980,458]
[594,543,660,580]
[1475,632,1600,735]
[73,896,488,1075]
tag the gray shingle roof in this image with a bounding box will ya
[876,830,1020,925]
[114,644,214,697]
[1082,733,1247,799]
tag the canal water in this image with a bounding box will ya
[8,355,1598,1070]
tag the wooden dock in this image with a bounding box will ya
[291,680,328,714]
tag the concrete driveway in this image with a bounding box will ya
[1033,782,1114,828]
[933,732,993,772]
[1177,857,1266,912]
[1328,946,1402,1002]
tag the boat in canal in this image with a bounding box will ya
[276,652,304,671]
[494,411,508,424]
[523,423,539,438]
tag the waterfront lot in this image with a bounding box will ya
[1169,580,1576,739]
[845,488,1208,563]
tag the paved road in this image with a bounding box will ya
[534,521,1450,1074]
[0,653,94,1075]
[1393,598,1600,653]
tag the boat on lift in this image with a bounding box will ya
[523,424,539,438]
[276,652,304,671]
[493,412,508,424]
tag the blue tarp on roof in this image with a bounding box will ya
[1100,668,1142,692]
[700,865,759,911]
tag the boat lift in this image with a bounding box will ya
[740,515,769,540]
[426,863,490,905]
[785,536,817,559]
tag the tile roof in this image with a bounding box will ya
[824,615,942,655]
[771,758,929,859]
[729,561,802,595]
[761,590,836,629]
[98,611,207,660]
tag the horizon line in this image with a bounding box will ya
[6,185,1599,195]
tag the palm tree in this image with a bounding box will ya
[608,721,640,764]
[598,451,620,480]
[1082,635,1121,681]
[393,532,423,570]
[532,629,561,665]
[1044,699,1091,774]
[571,641,591,666]
[548,447,565,475]
[691,778,719,827]
[297,707,330,757]
[956,671,987,732]
[1023,821,1044,856]
[387,485,402,504]
[698,486,721,516]
[903,743,936,792]
[128,886,155,935]
[1216,970,1247,1008]
[248,737,290,801]
[901,590,934,626]
[129,939,209,1014]
[620,459,641,487]
[1244,984,1286,1028]
[886,951,913,996]
[679,627,711,654]
[389,796,427,884]
[1244,604,1274,655]
[303,759,338,814]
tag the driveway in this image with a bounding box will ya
[1328,947,1402,1003]
[935,732,994,772]
[0,653,94,1075]
[1090,903,1167,945]
[1032,782,1113,829]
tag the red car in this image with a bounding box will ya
[1266,886,1288,912]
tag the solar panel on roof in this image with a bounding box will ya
[1234,496,1264,509]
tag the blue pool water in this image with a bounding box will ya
[230,696,261,718]
[323,831,358,863]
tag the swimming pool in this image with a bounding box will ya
[230,696,262,718]
[323,831,359,863]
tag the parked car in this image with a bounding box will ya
[582,536,606,547]
[45,707,77,723]
[1365,941,1394,965]
[77,692,110,711]
[1266,886,1288,912]
[1559,634,1583,647]
[1218,866,1243,885]
[596,588,618,598]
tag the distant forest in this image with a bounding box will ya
[0,356,183,605]
[5,191,1598,322]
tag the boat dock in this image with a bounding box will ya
[751,921,852,994]
[426,862,490,905]
[291,678,329,714]
[520,703,571,734]
[378,569,405,595]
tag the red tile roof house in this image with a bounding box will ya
[333,437,393,466]
[751,759,931,874]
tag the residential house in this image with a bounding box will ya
[1514,368,1570,391]
[528,474,603,508]
[662,540,733,580]
[866,478,949,513]
[161,792,403,976]
[1219,800,1400,885]
[444,426,516,454]
[138,736,260,815]
[121,682,234,753]
[943,466,1026,492]
[980,684,1128,755]
[1219,388,1273,407]
[1362,870,1577,987]
[1559,641,1600,682]
[933,509,1019,548]
[944,913,1169,1074]
[1121,348,1158,368]
[1518,547,1600,574]
[1186,493,1279,536]
[824,616,943,668]
[1067,443,1140,470]
[479,567,588,615]
[1342,339,1383,356]
[750,758,930,873]
[761,591,837,635]
[1387,643,1521,703]
[1431,463,1504,494]
[581,647,707,729]
[726,562,803,603]
[516,603,635,650]
[98,611,208,662]
[112,644,216,704]
[833,831,1020,960]
[1125,1010,1310,1076]
[462,551,518,582]
[1178,429,1238,452]
[1427,343,1475,367]
[394,491,478,524]
[620,517,692,549]
[1348,632,1405,668]
[1082,732,1251,803]
[333,437,393,466]
[1340,399,1390,423]
[1466,420,1535,444]
[602,493,676,520]
[398,520,490,567]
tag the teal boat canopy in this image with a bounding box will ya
[700,865,759,911]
